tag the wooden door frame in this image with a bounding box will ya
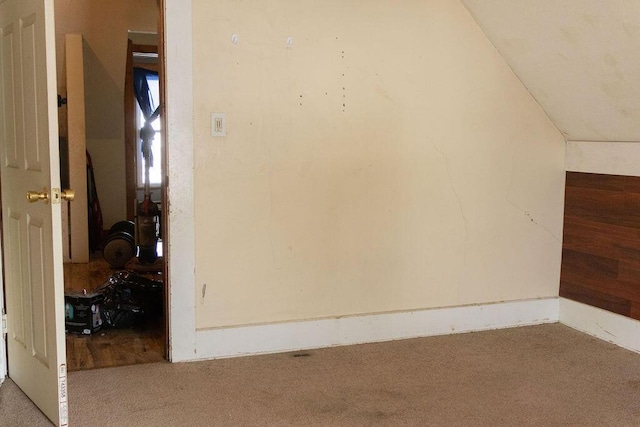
[162,0,196,361]
[157,1,169,359]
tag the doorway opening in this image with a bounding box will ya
[56,0,168,371]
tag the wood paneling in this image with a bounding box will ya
[560,172,640,320]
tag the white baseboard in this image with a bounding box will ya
[559,297,640,353]
[193,297,559,360]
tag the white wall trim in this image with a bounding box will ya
[566,140,640,176]
[559,298,640,353]
[0,253,5,381]
[193,298,559,360]
[164,0,197,362]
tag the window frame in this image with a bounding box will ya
[134,74,162,189]
[125,41,161,218]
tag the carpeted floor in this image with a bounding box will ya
[2,323,640,426]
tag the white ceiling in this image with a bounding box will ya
[461,0,640,142]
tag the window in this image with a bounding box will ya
[136,73,162,188]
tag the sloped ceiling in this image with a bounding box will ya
[461,0,640,142]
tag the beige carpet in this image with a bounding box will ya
[2,323,640,426]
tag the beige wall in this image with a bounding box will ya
[192,0,566,329]
[54,0,157,228]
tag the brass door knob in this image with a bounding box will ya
[61,189,75,201]
[26,190,49,203]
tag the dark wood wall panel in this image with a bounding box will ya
[560,172,640,320]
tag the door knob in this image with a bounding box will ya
[61,189,75,201]
[26,190,49,203]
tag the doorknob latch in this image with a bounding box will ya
[27,188,74,204]
[61,189,75,201]
[26,190,49,204]
[50,188,75,204]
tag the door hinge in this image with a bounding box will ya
[1,312,6,338]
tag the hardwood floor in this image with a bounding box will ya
[66,327,164,371]
[64,253,165,371]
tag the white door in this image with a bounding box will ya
[0,0,68,425]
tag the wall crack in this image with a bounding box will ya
[431,141,468,300]
[506,197,561,243]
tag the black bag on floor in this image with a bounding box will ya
[95,271,163,329]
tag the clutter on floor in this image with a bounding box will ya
[101,220,136,268]
[65,270,163,334]
[96,271,163,329]
[64,290,104,335]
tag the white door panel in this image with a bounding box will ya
[0,0,68,425]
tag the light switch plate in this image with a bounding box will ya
[211,112,227,137]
